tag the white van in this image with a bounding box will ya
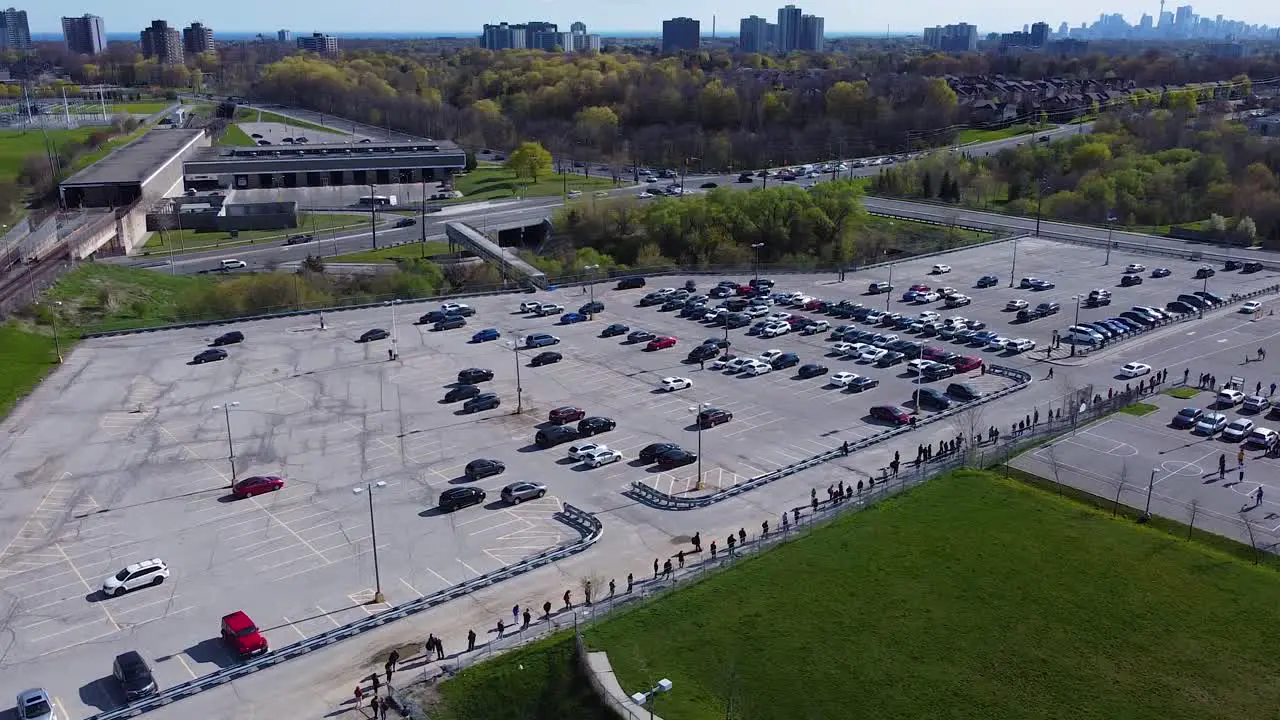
[220,259,247,270]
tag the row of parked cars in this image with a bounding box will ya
[1061,289,1226,347]
[1171,388,1280,451]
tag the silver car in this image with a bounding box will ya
[501,482,547,504]
[16,688,56,720]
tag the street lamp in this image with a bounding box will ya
[506,336,525,414]
[1104,211,1117,266]
[679,157,699,195]
[1008,235,1020,289]
[47,300,63,363]
[885,261,894,312]
[352,480,388,604]
[1070,294,1082,357]
[385,299,401,360]
[368,182,379,250]
[688,403,710,491]
[751,243,765,285]
[582,264,600,319]
[1141,467,1156,522]
[211,402,240,486]
[1033,176,1048,238]
[630,679,673,720]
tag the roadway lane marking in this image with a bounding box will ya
[422,565,451,586]
[314,604,343,627]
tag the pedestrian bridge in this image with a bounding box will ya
[444,221,548,289]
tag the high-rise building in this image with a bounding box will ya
[570,21,585,34]
[776,4,802,52]
[1174,5,1194,28]
[798,14,824,51]
[296,32,338,55]
[662,17,700,54]
[739,15,769,52]
[1029,21,1050,46]
[183,22,214,55]
[923,23,978,52]
[140,20,182,65]
[568,22,600,52]
[525,21,561,51]
[1138,14,1153,31]
[277,29,291,43]
[61,14,105,55]
[0,7,31,53]
[481,23,525,50]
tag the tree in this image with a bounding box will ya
[505,141,552,184]
[939,171,953,201]
[1231,73,1252,98]
[464,151,477,172]
[1206,213,1227,237]
[921,170,933,198]
[1238,216,1257,243]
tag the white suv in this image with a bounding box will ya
[102,558,170,597]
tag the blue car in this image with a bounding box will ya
[560,312,587,324]
[471,328,501,343]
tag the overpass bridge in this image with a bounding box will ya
[444,221,548,289]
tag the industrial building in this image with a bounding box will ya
[181,140,468,191]
[59,129,209,209]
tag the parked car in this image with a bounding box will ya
[464,458,506,481]
[113,651,158,700]
[445,384,481,403]
[655,448,698,469]
[434,315,467,331]
[915,387,952,410]
[525,333,560,348]
[560,312,587,324]
[15,689,55,720]
[975,275,999,288]
[102,558,170,597]
[471,328,500,343]
[211,331,245,346]
[1245,427,1279,450]
[437,486,486,512]
[946,383,982,401]
[530,351,562,367]
[1222,418,1256,442]
[463,393,501,413]
[232,475,285,498]
[697,408,733,428]
[501,482,548,503]
[798,363,828,378]
[221,610,269,658]
[1194,412,1229,435]
[639,443,680,464]
[192,348,228,364]
[1171,407,1204,429]
[646,336,677,351]
[358,328,390,343]
[869,405,912,425]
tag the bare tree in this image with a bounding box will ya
[1187,498,1200,539]
[949,404,987,468]
[1043,442,1065,495]
[1112,462,1129,516]
[1240,515,1261,565]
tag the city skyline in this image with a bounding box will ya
[12,1,1280,36]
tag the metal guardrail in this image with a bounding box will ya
[82,504,602,720]
[629,364,1032,510]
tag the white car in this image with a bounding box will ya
[704,308,728,322]
[760,349,785,364]
[932,264,952,274]
[830,342,858,356]
[1221,418,1256,442]
[661,376,693,391]
[872,334,899,347]
[1006,338,1036,353]
[986,335,1010,350]
[1005,299,1029,311]
[1241,301,1263,314]
[844,342,874,357]
[219,259,247,270]
[1124,263,1146,273]
[859,347,888,363]
[913,291,938,303]
[568,442,607,461]
[654,288,678,297]
[802,320,830,334]
[581,447,624,467]
[1120,362,1152,378]
[907,359,940,375]
[746,305,770,318]
[943,316,968,326]
[102,558,170,597]
[790,295,814,306]
[1245,427,1279,449]
[946,294,971,307]
[441,302,468,313]
[708,356,734,370]
[768,312,792,322]
[637,191,654,199]
[830,371,860,387]
[761,323,790,338]
[1217,389,1245,407]
[863,310,885,323]
[567,190,582,198]
[1194,412,1228,435]
[537,303,564,316]
[742,359,772,376]
[520,300,543,313]
[918,311,940,322]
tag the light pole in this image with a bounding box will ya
[385,299,401,360]
[506,336,524,414]
[1008,235,1019,289]
[1070,294,1082,357]
[751,242,765,285]
[1104,211,1117,266]
[583,264,600,319]
[420,178,428,258]
[688,403,710,491]
[1033,176,1047,238]
[885,262,894,311]
[49,300,63,363]
[368,182,378,250]
[912,363,923,415]
[631,679,673,720]
[353,481,388,604]
[212,402,239,486]
[1141,467,1156,522]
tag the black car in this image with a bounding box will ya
[976,275,999,288]
[601,323,630,337]
[639,442,680,464]
[616,276,646,290]
[114,651,158,700]
[1195,290,1224,304]
[580,301,605,315]
[211,331,244,346]
[915,387,952,410]
[1036,302,1060,315]
[687,344,719,363]
[464,458,506,480]
[418,311,448,325]
[435,316,467,331]
[1171,407,1204,429]
[359,328,391,343]
[458,368,494,384]
[921,363,954,381]
[660,299,685,312]
[946,382,982,401]
[709,286,733,299]
[849,376,879,392]
[1243,261,1264,273]
[798,363,829,378]
[1224,260,1242,271]
[1178,294,1209,309]
[1195,266,1215,279]
[463,392,501,413]
[578,416,617,436]
[1151,267,1172,278]
[445,384,482,402]
[535,426,580,448]
[193,348,228,364]
[1120,275,1143,286]
[438,486,486,512]
[394,217,417,228]
[530,351,563,367]
[726,313,751,329]
[1120,311,1155,327]
[627,330,656,343]
[738,172,754,183]
[656,448,698,469]
[876,351,906,368]
[697,408,733,428]
[1166,300,1195,315]
[771,352,800,370]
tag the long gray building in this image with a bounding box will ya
[182,140,468,191]
[60,129,208,208]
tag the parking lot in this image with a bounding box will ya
[3,236,1280,718]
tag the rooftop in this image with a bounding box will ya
[61,129,206,188]
[193,139,463,163]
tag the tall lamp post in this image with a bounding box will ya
[751,242,765,285]
[630,679,673,720]
[353,481,388,604]
[212,401,240,486]
[45,300,63,363]
[368,182,379,250]
[688,403,710,491]
[582,264,600,319]
[506,336,524,414]
[385,298,401,360]
[1008,235,1020,289]
[1070,294,1082,357]
[1104,211,1117,266]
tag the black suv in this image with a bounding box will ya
[463,393,500,413]
[976,275,999,288]
[1224,260,1242,271]
[688,344,719,363]
[438,486,485,512]
[639,442,680,464]
[211,331,244,346]
[697,408,733,428]
[578,416,617,436]
[946,382,982,401]
[601,323,630,337]
[580,301,605,314]
[445,385,481,403]
[114,651,158,700]
[464,458,506,480]
[915,387,952,410]
[616,277,646,289]
[1195,266,1215,279]
[1243,261,1264,273]
[921,363,955,381]
[435,316,467,331]
[535,426,580,448]
[458,368,494,384]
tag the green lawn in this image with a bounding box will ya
[453,166,616,201]
[217,123,257,147]
[111,101,174,115]
[0,323,57,419]
[957,123,1040,145]
[581,469,1280,720]
[1165,387,1202,399]
[331,242,452,263]
[234,107,334,134]
[0,127,98,182]
[1119,401,1160,416]
[144,213,372,254]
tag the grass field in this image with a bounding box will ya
[1165,387,1203,399]
[234,107,333,134]
[330,241,452,263]
[957,123,1040,145]
[1119,401,1159,416]
[577,469,1280,720]
[453,166,616,201]
[144,213,372,253]
[218,123,257,147]
[0,127,97,182]
[0,323,56,420]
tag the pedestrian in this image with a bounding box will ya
[782,512,790,530]
[727,534,736,554]
[837,480,844,497]
[496,619,505,637]
[793,507,801,525]
[663,559,673,578]
[1257,381,1262,395]
[677,549,685,568]
[842,440,850,455]
[1219,453,1226,480]
[543,600,552,617]
[738,528,747,545]
[512,604,520,625]
[710,540,718,559]
[894,450,900,465]
[1239,447,1245,465]
[380,697,389,720]
[354,685,365,709]
[653,558,659,578]
[1256,485,1265,505]
[425,634,436,660]
[585,580,592,605]
[627,572,634,593]
[563,589,572,609]
[1047,367,1054,380]
[811,495,818,511]
[468,629,476,651]
[762,520,770,537]
[691,532,701,552]
[523,608,531,628]
[811,487,818,503]
[857,479,864,493]
[1033,408,1039,425]
[436,636,445,660]
[1239,466,1246,484]
[608,578,616,597]
[372,673,381,696]
[1272,382,1277,397]
[369,697,381,719]
[1184,367,1189,385]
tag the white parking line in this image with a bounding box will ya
[281,616,309,640]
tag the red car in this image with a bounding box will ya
[908,283,931,292]
[232,475,285,498]
[951,356,984,372]
[647,336,677,351]
[803,299,824,311]
[870,405,913,426]
[785,316,808,328]
[221,610,269,657]
[736,285,754,296]
[549,406,586,424]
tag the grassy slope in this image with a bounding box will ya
[0,128,97,182]
[453,166,615,202]
[144,213,372,253]
[585,469,1280,720]
[234,107,333,134]
[218,123,257,147]
[331,242,452,263]
[957,123,1039,145]
[0,324,55,419]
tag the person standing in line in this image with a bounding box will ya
[691,532,701,552]
[467,629,477,652]
[1219,454,1226,480]
[609,578,616,597]
[372,673,380,697]
[380,697,389,720]
[354,685,364,710]
[563,590,572,609]
[627,572,634,593]
[585,580,592,605]
[496,619,505,637]
[663,559,673,578]
[370,696,380,718]
[710,540,718,559]
[435,636,445,660]
[653,558,659,578]
[523,608,532,628]
[677,549,685,568]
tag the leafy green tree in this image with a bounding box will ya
[921,171,933,198]
[464,151,477,172]
[506,141,553,184]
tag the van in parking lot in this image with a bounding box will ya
[616,276,646,289]
[525,333,560,348]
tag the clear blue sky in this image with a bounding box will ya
[31,0,1279,35]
